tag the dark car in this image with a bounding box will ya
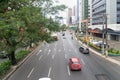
[79,47,89,54]
[69,58,82,71]
[0,51,7,58]
[62,33,65,36]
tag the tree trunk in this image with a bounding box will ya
[30,43,32,48]
[10,51,16,65]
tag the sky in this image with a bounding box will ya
[54,0,76,24]
[56,0,76,8]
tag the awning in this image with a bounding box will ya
[88,30,99,33]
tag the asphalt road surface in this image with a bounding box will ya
[8,31,120,80]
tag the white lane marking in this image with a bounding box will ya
[39,55,43,61]
[27,68,34,78]
[64,47,65,51]
[81,59,85,65]
[39,50,42,53]
[36,50,42,55]
[49,49,51,52]
[67,66,70,76]
[65,54,67,59]
[52,55,55,59]
[48,67,52,77]
[59,49,61,52]
[54,48,56,51]
[47,49,51,55]
[69,49,71,52]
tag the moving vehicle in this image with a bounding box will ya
[79,46,89,54]
[69,58,81,71]
[71,36,73,40]
[51,33,58,41]
[62,33,65,36]
[39,78,51,80]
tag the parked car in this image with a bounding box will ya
[0,51,7,58]
[91,41,109,48]
[79,46,89,54]
[69,58,82,71]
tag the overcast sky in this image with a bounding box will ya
[54,0,76,24]
[56,0,75,8]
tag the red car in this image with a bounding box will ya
[69,58,82,71]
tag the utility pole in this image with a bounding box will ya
[81,19,88,48]
[102,14,105,55]
[86,19,88,47]
[105,14,108,56]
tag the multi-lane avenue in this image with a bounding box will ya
[8,31,120,80]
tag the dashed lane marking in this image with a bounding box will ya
[27,68,34,78]
[48,67,52,77]
[39,55,43,61]
[67,66,70,76]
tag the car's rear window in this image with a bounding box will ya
[73,62,79,64]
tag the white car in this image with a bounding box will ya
[39,78,51,80]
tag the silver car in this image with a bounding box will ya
[79,47,89,54]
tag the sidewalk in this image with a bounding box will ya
[75,36,120,66]
[93,37,120,62]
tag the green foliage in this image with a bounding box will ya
[15,50,30,62]
[0,0,66,65]
[89,43,101,51]
[0,60,11,76]
[108,48,120,54]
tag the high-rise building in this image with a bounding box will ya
[66,8,72,26]
[88,0,92,26]
[81,0,89,32]
[76,0,80,22]
[73,6,76,16]
[89,0,120,41]
[81,0,88,20]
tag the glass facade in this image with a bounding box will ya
[92,0,106,25]
[82,0,88,20]
[117,0,120,24]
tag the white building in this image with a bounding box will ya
[89,0,120,41]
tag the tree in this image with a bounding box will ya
[0,0,66,65]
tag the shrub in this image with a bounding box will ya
[108,48,120,54]
[0,60,11,75]
[116,51,119,54]
[89,43,101,51]
[16,50,30,62]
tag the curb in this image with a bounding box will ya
[75,36,120,66]
[2,43,43,80]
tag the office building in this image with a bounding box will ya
[89,0,120,41]
[66,8,72,26]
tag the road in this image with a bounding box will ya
[8,31,120,80]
